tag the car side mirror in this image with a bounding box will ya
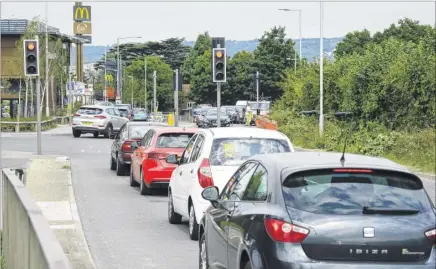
[166,154,178,164]
[131,141,138,151]
[201,186,219,202]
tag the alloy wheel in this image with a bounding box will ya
[200,236,207,269]
[189,206,195,235]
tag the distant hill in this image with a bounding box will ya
[74,37,344,65]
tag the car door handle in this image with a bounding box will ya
[190,168,194,174]
[179,170,183,176]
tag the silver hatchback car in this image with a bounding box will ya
[72,105,128,138]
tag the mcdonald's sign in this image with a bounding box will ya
[73,6,91,22]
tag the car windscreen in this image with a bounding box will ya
[156,133,194,148]
[119,109,129,116]
[129,125,152,139]
[210,138,290,166]
[282,169,433,215]
[77,107,103,115]
[207,110,226,116]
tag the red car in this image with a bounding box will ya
[130,127,197,195]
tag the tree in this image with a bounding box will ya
[188,49,216,104]
[253,26,297,101]
[182,32,212,83]
[334,29,372,58]
[125,56,174,111]
[225,51,256,104]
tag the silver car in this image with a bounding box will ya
[72,105,128,138]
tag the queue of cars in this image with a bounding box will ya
[104,116,435,269]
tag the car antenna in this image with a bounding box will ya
[340,120,357,166]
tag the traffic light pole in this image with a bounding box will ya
[174,69,179,127]
[217,82,221,128]
[36,76,42,155]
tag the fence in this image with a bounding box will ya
[1,168,71,269]
[0,116,69,132]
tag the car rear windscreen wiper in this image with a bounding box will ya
[362,206,420,215]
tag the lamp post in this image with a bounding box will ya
[129,75,134,108]
[319,2,324,135]
[116,36,142,103]
[278,8,303,61]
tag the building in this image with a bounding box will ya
[1,19,88,117]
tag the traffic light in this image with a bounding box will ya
[212,48,226,83]
[23,40,39,76]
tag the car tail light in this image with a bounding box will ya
[198,158,214,188]
[265,218,309,243]
[73,113,81,117]
[147,152,168,160]
[94,115,106,119]
[425,228,436,244]
[333,169,373,173]
[121,140,134,152]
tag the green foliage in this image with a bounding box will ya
[253,26,297,100]
[182,32,212,82]
[273,115,435,173]
[225,51,256,104]
[188,49,215,104]
[125,56,173,110]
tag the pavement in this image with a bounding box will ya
[25,155,95,269]
[0,122,434,269]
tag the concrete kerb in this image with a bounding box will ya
[26,155,96,269]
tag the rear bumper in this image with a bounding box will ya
[121,153,132,164]
[72,125,106,133]
[144,168,174,187]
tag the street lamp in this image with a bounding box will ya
[128,75,134,108]
[278,8,303,61]
[319,2,324,135]
[116,36,142,104]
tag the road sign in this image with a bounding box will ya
[75,35,92,43]
[73,6,91,22]
[73,22,92,35]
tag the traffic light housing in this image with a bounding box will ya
[212,48,226,83]
[23,40,40,76]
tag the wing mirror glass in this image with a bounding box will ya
[166,154,178,164]
[201,186,219,202]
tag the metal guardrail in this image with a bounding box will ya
[0,116,69,132]
[1,168,71,269]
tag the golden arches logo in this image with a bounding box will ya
[74,6,91,21]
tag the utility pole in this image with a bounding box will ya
[144,57,147,110]
[174,69,179,127]
[319,2,324,136]
[68,71,73,125]
[45,1,49,117]
[255,71,260,109]
[129,75,134,108]
[104,47,107,102]
[116,38,120,104]
[153,71,157,113]
[17,79,21,132]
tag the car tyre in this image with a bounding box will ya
[129,165,139,187]
[168,191,182,224]
[73,130,81,138]
[110,155,116,170]
[104,124,112,138]
[116,157,127,176]
[93,132,99,138]
[199,233,209,269]
[139,170,152,195]
[189,204,199,240]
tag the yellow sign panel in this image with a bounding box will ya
[73,22,92,35]
[73,6,91,22]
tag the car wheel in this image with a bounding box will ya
[129,165,139,187]
[110,155,116,170]
[168,191,182,224]
[116,157,127,176]
[189,204,199,240]
[199,233,209,269]
[104,125,112,138]
[139,170,152,195]
[93,132,99,138]
[73,130,81,138]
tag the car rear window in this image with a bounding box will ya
[156,133,194,148]
[128,125,151,139]
[282,169,433,215]
[210,138,290,166]
[77,107,103,115]
[119,109,129,116]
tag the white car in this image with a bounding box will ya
[166,127,294,240]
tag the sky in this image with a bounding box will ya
[1,1,435,46]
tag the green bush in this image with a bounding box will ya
[272,112,435,174]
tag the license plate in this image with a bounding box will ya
[82,121,93,126]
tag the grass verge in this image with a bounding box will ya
[270,111,435,174]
